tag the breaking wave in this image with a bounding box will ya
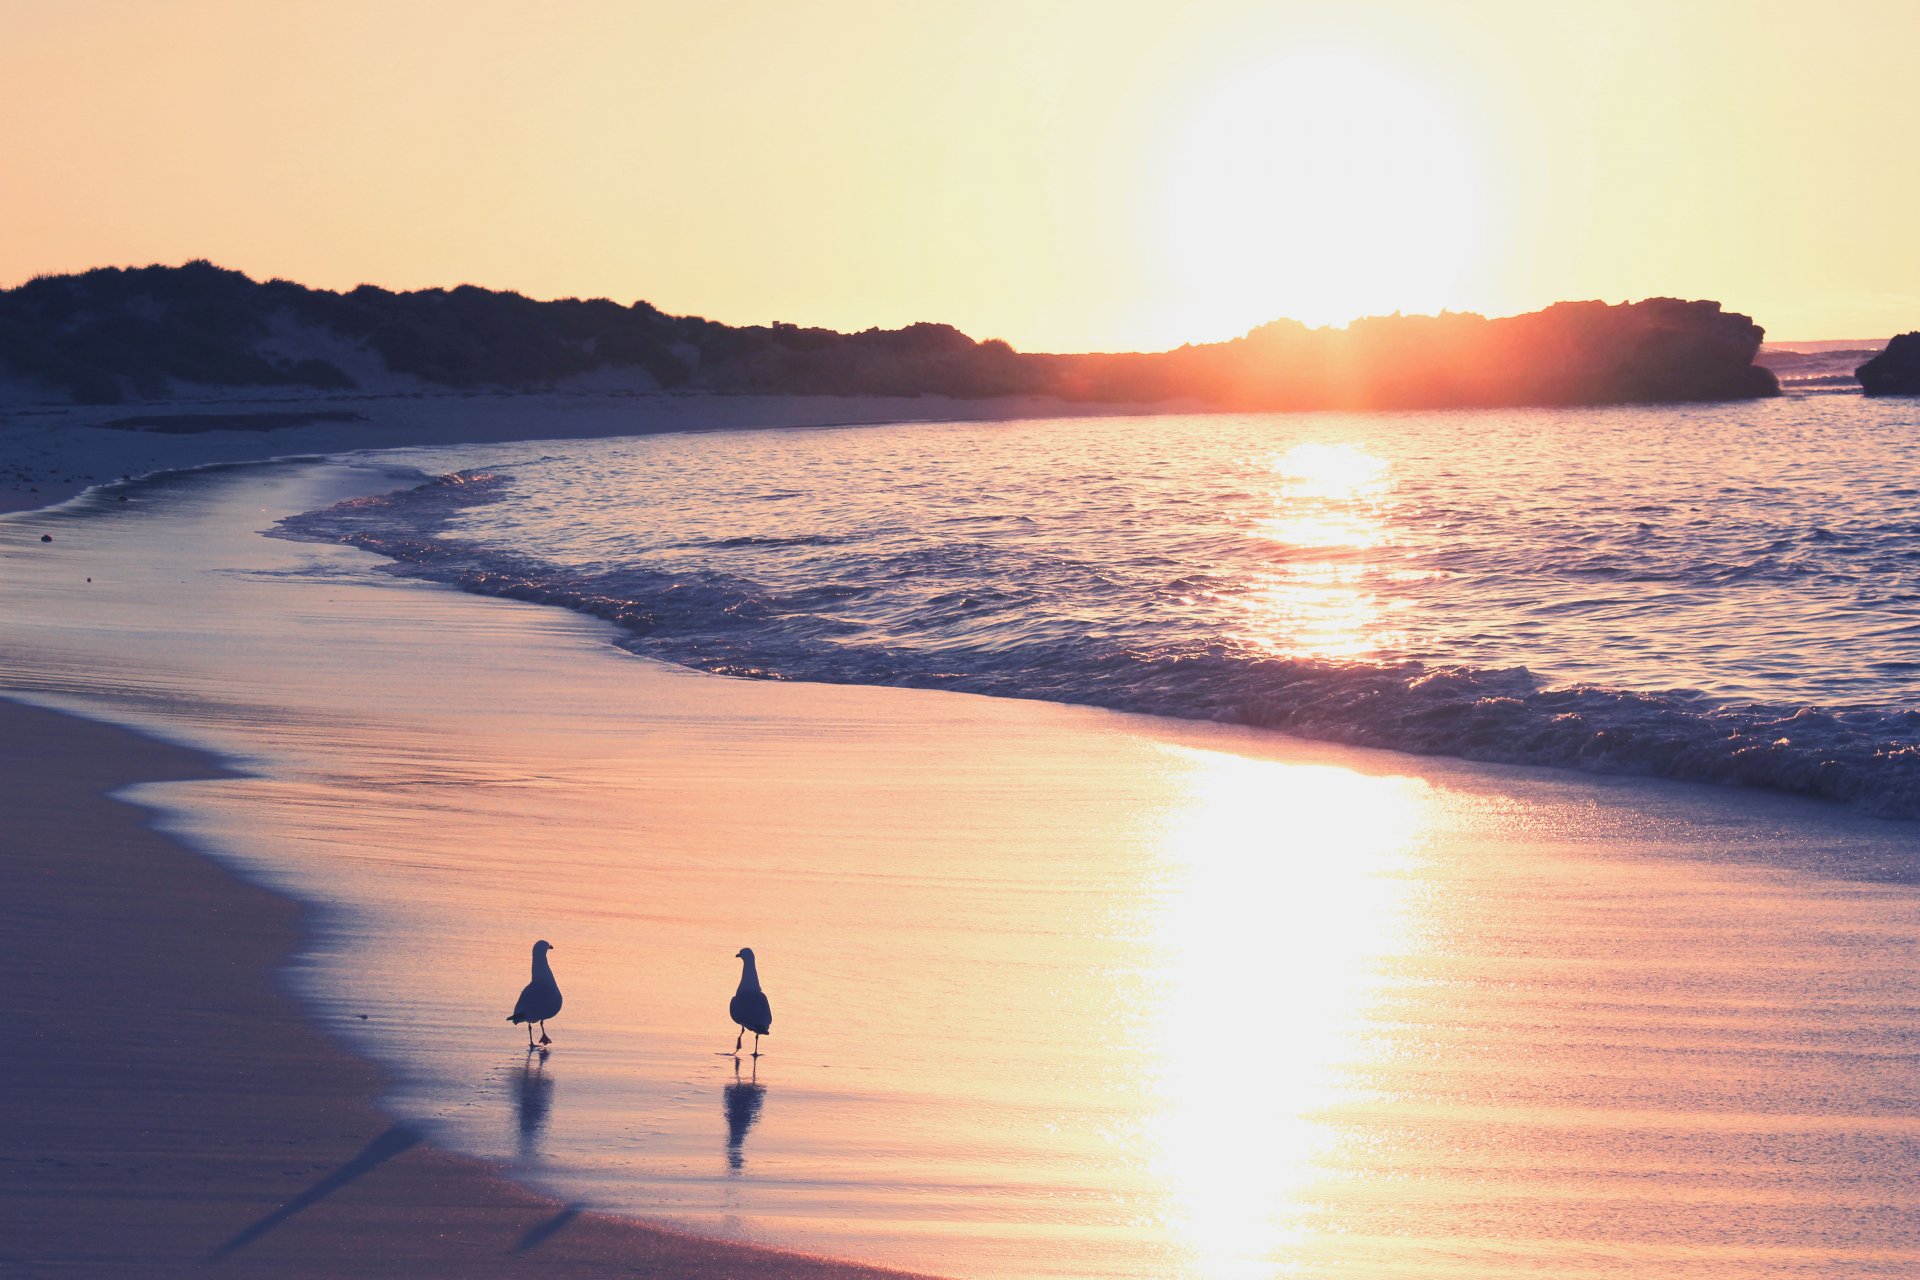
[279,461,1920,817]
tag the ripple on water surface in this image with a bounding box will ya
[284,396,1920,814]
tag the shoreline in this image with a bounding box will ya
[6,412,1918,1276]
[0,387,1201,514]
[0,693,933,1278]
[1,381,1836,519]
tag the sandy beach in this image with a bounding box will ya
[0,387,1181,514]
[0,410,978,1277]
[10,4,1920,1274]
[3,443,1917,1278]
[0,693,935,1278]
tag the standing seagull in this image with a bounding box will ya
[507,940,562,1049]
[724,947,773,1059]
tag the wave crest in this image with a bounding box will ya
[277,471,1920,818]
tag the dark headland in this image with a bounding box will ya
[1,261,1778,412]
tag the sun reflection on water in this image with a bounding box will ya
[1142,749,1428,1278]
[1236,441,1420,661]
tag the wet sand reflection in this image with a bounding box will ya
[724,1059,767,1175]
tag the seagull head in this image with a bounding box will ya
[735,947,754,961]
[534,940,553,955]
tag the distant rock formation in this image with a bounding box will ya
[0,262,1779,412]
[1035,298,1777,409]
[1857,333,1920,395]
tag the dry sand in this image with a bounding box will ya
[0,695,931,1278]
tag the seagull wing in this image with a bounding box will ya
[730,990,772,1035]
[510,977,561,1023]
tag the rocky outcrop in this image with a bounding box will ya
[1857,333,1920,395]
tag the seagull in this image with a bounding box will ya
[723,947,772,1059]
[507,940,562,1049]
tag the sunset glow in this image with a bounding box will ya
[4,2,1919,349]
[1158,49,1487,335]
[11,5,1920,1277]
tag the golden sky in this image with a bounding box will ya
[3,1,1916,351]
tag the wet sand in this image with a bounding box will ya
[0,695,929,1278]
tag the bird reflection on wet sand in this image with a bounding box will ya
[516,1053,555,1160]
[723,1059,765,1174]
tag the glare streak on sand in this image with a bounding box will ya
[1,450,1917,1279]
[1142,755,1425,1278]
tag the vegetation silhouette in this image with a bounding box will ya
[0,261,1777,409]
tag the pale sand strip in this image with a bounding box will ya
[0,388,1188,513]
[0,696,933,1279]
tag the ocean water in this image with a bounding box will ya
[285,394,1920,815]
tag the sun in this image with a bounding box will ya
[1157,48,1488,340]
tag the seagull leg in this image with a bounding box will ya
[525,1023,535,1049]
[538,1021,552,1046]
[751,1033,761,1060]
[716,1026,743,1057]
